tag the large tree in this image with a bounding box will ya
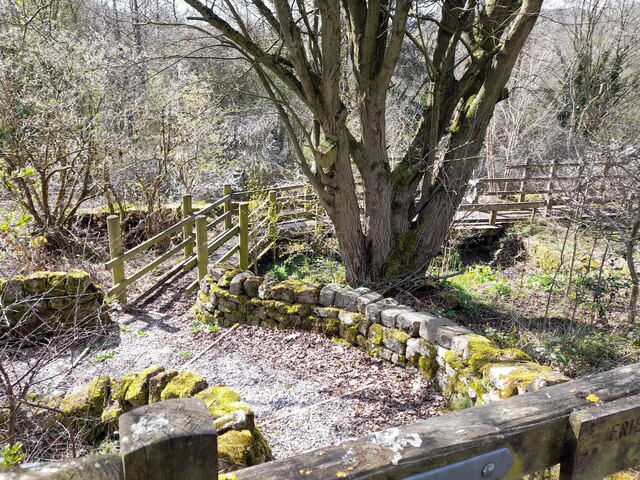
[182,0,543,284]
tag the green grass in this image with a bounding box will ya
[92,350,116,364]
[267,254,345,284]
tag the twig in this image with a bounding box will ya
[183,323,239,368]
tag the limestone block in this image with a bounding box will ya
[356,292,384,313]
[419,314,457,342]
[382,328,410,355]
[313,306,340,318]
[406,338,436,361]
[396,312,432,336]
[435,325,474,349]
[334,288,361,311]
[294,283,320,305]
[380,305,413,328]
[391,353,407,366]
[358,318,371,336]
[243,276,263,298]
[338,310,364,326]
[364,298,398,323]
[450,334,493,359]
[379,349,393,361]
[269,283,295,303]
[319,284,343,306]
[229,272,252,295]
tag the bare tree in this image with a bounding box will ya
[179,0,544,284]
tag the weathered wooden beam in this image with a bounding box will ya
[119,398,218,480]
[560,393,640,479]
[1,454,123,479]
[233,363,640,480]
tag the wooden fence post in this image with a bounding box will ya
[223,183,232,230]
[107,215,127,304]
[239,202,249,270]
[195,215,208,282]
[518,157,531,202]
[182,194,193,260]
[119,398,218,480]
[489,209,497,226]
[268,190,277,241]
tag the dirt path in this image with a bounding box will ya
[22,307,443,459]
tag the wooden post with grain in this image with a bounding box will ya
[119,398,218,480]
[195,215,208,282]
[107,214,127,303]
[239,202,249,270]
[182,194,193,259]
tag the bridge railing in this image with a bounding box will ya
[8,362,640,480]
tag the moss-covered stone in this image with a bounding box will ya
[340,323,359,344]
[268,283,295,303]
[496,364,568,398]
[218,430,257,471]
[322,317,341,337]
[467,342,531,375]
[124,365,165,406]
[383,328,410,354]
[418,356,438,379]
[60,375,110,440]
[111,371,138,403]
[101,403,123,427]
[368,323,384,345]
[160,370,208,401]
[195,386,242,406]
[148,370,179,403]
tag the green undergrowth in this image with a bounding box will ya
[264,254,345,285]
[430,220,640,377]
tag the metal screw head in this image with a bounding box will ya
[481,462,496,478]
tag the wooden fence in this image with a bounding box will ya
[105,160,618,305]
[105,184,319,306]
[7,362,640,480]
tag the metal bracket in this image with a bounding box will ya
[403,448,514,480]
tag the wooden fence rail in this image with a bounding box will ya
[7,362,640,480]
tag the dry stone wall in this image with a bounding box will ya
[37,366,272,474]
[195,264,569,406]
[0,270,109,336]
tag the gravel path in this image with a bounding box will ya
[16,308,443,459]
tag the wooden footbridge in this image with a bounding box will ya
[105,158,619,306]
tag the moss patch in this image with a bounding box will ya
[160,370,208,401]
[467,342,531,375]
[124,365,165,406]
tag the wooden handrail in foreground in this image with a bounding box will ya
[233,362,640,480]
[6,363,640,480]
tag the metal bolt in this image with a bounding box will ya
[481,462,496,478]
